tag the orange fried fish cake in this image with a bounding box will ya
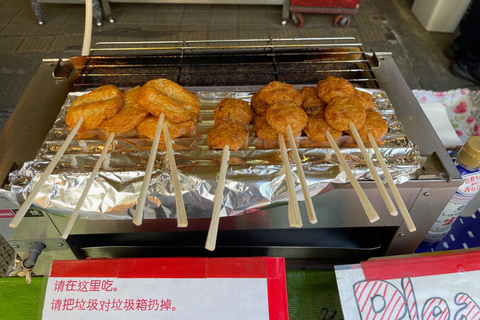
[258,81,303,107]
[346,111,388,142]
[304,116,342,143]
[254,116,301,142]
[136,114,197,140]
[306,106,325,118]
[214,98,254,126]
[324,97,367,131]
[251,92,269,116]
[98,86,149,133]
[207,119,248,151]
[66,85,123,130]
[355,89,376,111]
[137,78,200,123]
[300,86,326,112]
[316,76,355,104]
[265,101,308,135]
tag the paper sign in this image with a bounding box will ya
[42,257,288,320]
[335,251,480,320]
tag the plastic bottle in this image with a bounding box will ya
[423,136,480,244]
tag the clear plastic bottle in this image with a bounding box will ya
[422,136,480,244]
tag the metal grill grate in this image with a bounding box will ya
[70,38,380,90]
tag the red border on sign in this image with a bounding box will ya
[49,257,288,319]
[361,251,480,280]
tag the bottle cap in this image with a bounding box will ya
[458,136,480,169]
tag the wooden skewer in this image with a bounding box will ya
[61,131,115,239]
[133,113,165,226]
[205,145,230,251]
[348,122,398,216]
[368,133,416,232]
[286,125,318,224]
[10,118,85,229]
[278,133,303,228]
[163,124,188,228]
[326,130,380,223]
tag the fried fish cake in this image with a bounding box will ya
[66,85,123,130]
[98,86,148,133]
[136,114,197,140]
[306,106,325,118]
[265,101,308,135]
[254,116,301,142]
[355,89,376,111]
[258,81,303,107]
[324,97,367,131]
[300,86,326,112]
[214,98,254,126]
[304,116,342,143]
[207,119,248,151]
[316,76,356,104]
[346,111,388,142]
[137,78,200,123]
[251,92,269,116]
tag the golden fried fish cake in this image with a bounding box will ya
[324,97,367,131]
[98,86,149,133]
[66,85,123,130]
[136,114,197,140]
[207,119,248,151]
[304,116,342,143]
[300,86,326,112]
[346,111,388,142]
[254,116,301,142]
[265,101,308,135]
[251,92,269,116]
[355,89,376,111]
[258,81,303,107]
[306,106,325,118]
[137,78,200,123]
[214,98,254,126]
[316,76,356,104]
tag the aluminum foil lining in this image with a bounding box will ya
[3,89,420,220]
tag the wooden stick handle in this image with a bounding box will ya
[348,122,398,216]
[10,118,84,228]
[286,125,318,224]
[133,113,165,226]
[205,145,230,251]
[61,131,115,239]
[368,133,416,232]
[326,130,380,223]
[279,133,303,228]
[163,124,188,228]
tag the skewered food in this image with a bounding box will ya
[251,92,269,116]
[265,101,308,135]
[214,98,254,126]
[300,87,326,113]
[207,119,248,151]
[258,81,303,107]
[136,114,197,140]
[98,86,149,133]
[316,76,356,104]
[137,78,201,123]
[304,116,342,143]
[355,89,376,111]
[254,116,301,142]
[324,97,367,131]
[66,85,123,130]
[346,111,388,142]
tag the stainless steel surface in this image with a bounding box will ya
[0,38,465,266]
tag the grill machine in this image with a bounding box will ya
[0,38,462,275]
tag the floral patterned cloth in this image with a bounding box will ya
[412,89,478,146]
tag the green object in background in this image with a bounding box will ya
[0,277,43,319]
[287,270,344,320]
